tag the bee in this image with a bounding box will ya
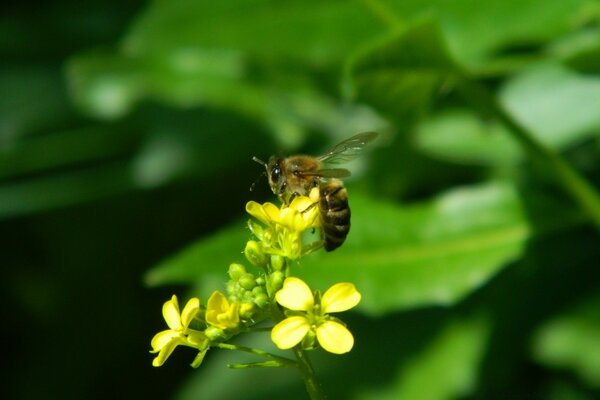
[253,132,378,251]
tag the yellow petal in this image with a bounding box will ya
[162,295,182,330]
[271,316,310,349]
[321,283,361,313]
[316,320,354,354]
[289,195,313,213]
[275,277,314,311]
[150,330,180,352]
[151,338,183,367]
[218,301,240,329]
[263,202,281,222]
[206,291,229,327]
[181,297,200,329]
[245,201,270,225]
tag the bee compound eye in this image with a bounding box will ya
[271,166,281,182]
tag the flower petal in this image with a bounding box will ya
[271,316,310,349]
[150,330,180,352]
[275,277,314,311]
[245,201,270,225]
[321,282,361,313]
[151,337,184,367]
[206,291,229,327]
[263,203,281,222]
[181,297,200,329]
[316,320,354,354]
[162,295,182,330]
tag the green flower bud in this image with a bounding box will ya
[244,240,268,267]
[254,293,269,308]
[252,286,265,296]
[269,271,285,293]
[226,281,237,296]
[204,326,226,341]
[255,276,265,286]
[239,273,256,290]
[228,263,247,280]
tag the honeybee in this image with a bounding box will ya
[253,132,378,251]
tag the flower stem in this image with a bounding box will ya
[292,347,325,400]
[216,343,296,367]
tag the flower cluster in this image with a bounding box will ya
[150,188,361,374]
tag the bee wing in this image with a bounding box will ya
[316,131,378,164]
[299,168,351,179]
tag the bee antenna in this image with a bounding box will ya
[252,156,267,167]
[249,171,266,192]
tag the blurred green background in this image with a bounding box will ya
[3,0,600,399]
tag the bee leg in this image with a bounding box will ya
[285,191,302,205]
[300,200,318,215]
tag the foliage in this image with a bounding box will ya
[4,0,600,399]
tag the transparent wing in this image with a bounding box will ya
[317,132,378,164]
[299,168,351,179]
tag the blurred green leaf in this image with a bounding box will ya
[299,182,530,314]
[349,19,457,124]
[144,224,249,287]
[500,62,600,147]
[0,67,73,143]
[0,124,139,180]
[124,0,381,63]
[415,62,600,166]
[358,314,490,400]
[387,0,591,66]
[415,109,520,166]
[0,163,135,219]
[533,293,600,388]
[66,0,386,147]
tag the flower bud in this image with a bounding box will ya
[228,263,246,280]
[244,240,268,267]
[254,293,269,308]
[269,271,285,293]
[239,273,256,290]
[204,326,226,341]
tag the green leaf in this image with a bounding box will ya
[500,62,600,148]
[299,182,531,314]
[124,0,381,64]
[386,0,590,66]
[414,109,520,166]
[349,19,458,123]
[0,163,135,219]
[144,224,249,288]
[533,293,600,388]
[358,314,490,400]
[415,63,600,166]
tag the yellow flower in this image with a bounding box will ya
[206,291,240,330]
[245,188,321,259]
[150,295,208,367]
[271,277,361,354]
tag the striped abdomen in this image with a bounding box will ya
[319,181,351,252]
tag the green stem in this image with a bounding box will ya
[458,79,600,230]
[216,343,297,367]
[292,346,325,400]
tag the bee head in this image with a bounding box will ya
[252,156,285,195]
